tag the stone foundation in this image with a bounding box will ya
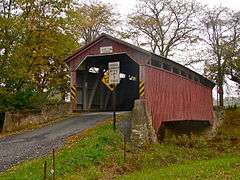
[208,107,225,138]
[130,99,157,148]
[2,103,70,133]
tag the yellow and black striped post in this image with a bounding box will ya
[139,80,144,97]
[71,85,77,103]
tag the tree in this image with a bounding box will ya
[200,7,240,106]
[0,0,121,111]
[66,1,119,45]
[0,0,35,111]
[127,0,199,57]
[223,11,240,86]
[0,0,78,111]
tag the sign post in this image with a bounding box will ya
[108,62,120,131]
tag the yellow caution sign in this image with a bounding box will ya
[71,85,77,102]
[101,72,114,91]
[139,81,144,97]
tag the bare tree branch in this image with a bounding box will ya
[128,0,199,58]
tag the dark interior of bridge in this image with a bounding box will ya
[75,53,139,111]
[158,120,211,140]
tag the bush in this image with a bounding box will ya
[0,88,47,112]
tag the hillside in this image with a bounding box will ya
[0,109,239,179]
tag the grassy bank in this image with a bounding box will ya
[1,109,239,179]
[121,108,240,179]
[121,155,240,180]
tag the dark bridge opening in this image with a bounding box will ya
[76,53,139,112]
[157,120,211,140]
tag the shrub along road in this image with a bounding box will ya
[0,112,115,172]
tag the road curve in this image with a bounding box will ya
[0,112,113,172]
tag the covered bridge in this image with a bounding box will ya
[65,33,215,132]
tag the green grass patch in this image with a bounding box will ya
[121,154,240,180]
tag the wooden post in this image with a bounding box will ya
[88,70,103,110]
[88,76,99,110]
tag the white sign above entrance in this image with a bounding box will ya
[100,46,113,54]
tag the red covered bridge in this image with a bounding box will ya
[65,33,215,132]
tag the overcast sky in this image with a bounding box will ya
[100,0,240,16]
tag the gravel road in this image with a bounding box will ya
[0,112,114,172]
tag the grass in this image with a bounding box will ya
[0,108,239,179]
[218,108,240,137]
[121,155,240,180]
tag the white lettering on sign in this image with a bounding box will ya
[108,62,120,69]
[100,46,113,54]
[109,69,120,84]
[108,62,120,84]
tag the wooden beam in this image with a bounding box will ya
[83,69,88,111]
[100,85,104,110]
[104,91,111,110]
[87,70,103,110]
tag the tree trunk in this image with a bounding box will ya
[217,56,224,107]
[219,85,224,107]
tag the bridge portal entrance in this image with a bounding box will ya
[75,53,139,112]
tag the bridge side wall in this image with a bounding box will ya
[144,65,214,131]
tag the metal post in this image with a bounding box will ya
[43,161,47,180]
[52,149,56,180]
[108,61,119,131]
[113,84,116,131]
[123,136,126,162]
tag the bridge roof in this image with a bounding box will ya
[65,33,215,89]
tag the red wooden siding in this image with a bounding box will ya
[145,65,214,131]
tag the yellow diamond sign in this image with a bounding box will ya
[101,71,114,91]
